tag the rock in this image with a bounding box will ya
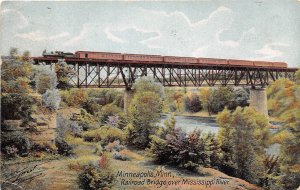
[2,120,22,131]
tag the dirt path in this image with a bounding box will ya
[26,142,260,190]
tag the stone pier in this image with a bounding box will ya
[249,88,268,117]
[124,89,134,113]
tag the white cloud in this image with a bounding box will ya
[63,26,90,47]
[16,31,69,42]
[0,8,29,28]
[255,43,289,59]
[104,28,126,43]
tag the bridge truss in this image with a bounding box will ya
[33,58,298,89]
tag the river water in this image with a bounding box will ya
[159,114,281,155]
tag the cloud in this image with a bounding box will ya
[0,8,29,28]
[63,25,91,47]
[16,31,70,42]
[104,28,126,43]
[255,43,289,59]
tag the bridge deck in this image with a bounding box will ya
[32,57,298,89]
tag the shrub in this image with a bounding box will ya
[55,137,73,156]
[57,116,83,138]
[1,131,31,157]
[82,98,101,115]
[98,104,122,124]
[1,93,34,122]
[71,109,97,131]
[78,164,114,190]
[42,89,61,110]
[83,126,125,145]
[34,65,57,94]
[113,152,131,161]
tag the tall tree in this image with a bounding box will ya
[55,59,76,89]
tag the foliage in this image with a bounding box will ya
[83,126,126,146]
[199,88,214,115]
[61,89,88,107]
[87,89,124,108]
[1,48,33,93]
[133,76,164,97]
[1,131,31,157]
[126,91,162,149]
[149,115,220,171]
[42,89,61,110]
[78,163,114,190]
[70,109,97,131]
[54,59,76,89]
[1,93,34,122]
[57,116,83,138]
[98,103,122,124]
[55,137,73,156]
[217,107,270,185]
[267,71,300,190]
[112,152,131,161]
[172,91,184,112]
[184,93,202,112]
[82,98,102,115]
[34,65,57,94]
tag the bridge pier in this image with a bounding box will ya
[124,89,134,113]
[249,87,268,117]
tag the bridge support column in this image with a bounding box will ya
[249,88,268,117]
[124,89,134,114]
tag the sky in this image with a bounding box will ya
[0,0,300,67]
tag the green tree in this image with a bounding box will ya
[217,107,270,184]
[34,66,57,94]
[126,91,162,148]
[55,59,76,89]
[1,48,33,93]
[199,87,214,115]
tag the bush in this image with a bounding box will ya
[1,93,34,122]
[71,109,97,131]
[78,164,114,190]
[98,104,122,124]
[57,116,83,138]
[55,137,73,156]
[82,98,101,115]
[34,65,57,94]
[113,152,130,161]
[61,89,88,107]
[83,126,125,145]
[184,93,202,112]
[42,89,61,110]
[1,131,31,157]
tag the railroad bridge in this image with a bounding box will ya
[32,52,298,115]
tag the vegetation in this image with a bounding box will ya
[217,107,272,186]
[125,77,163,149]
[267,69,300,190]
[78,162,115,190]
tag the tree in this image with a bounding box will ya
[217,107,270,185]
[199,87,214,115]
[184,93,202,112]
[34,66,57,94]
[1,48,33,93]
[172,91,184,112]
[211,86,235,113]
[273,69,300,190]
[55,59,76,89]
[126,91,162,148]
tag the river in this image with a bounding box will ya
[159,114,281,155]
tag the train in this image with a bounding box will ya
[42,50,288,68]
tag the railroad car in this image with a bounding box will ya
[272,62,287,68]
[197,58,227,65]
[228,59,253,67]
[123,54,163,62]
[75,51,123,60]
[164,56,198,64]
[253,61,273,68]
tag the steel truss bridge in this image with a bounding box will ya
[33,57,298,89]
